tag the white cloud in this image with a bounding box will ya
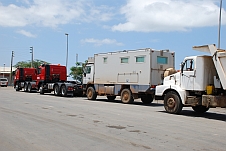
[0,0,113,28]
[112,0,226,32]
[81,38,124,46]
[17,30,36,37]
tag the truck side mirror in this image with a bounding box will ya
[83,73,86,77]
[181,62,185,73]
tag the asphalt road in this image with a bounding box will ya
[0,87,225,151]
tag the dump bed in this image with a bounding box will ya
[193,44,226,90]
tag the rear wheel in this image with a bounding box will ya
[164,91,183,114]
[15,82,19,91]
[107,96,116,101]
[27,83,32,93]
[61,85,67,97]
[54,85,60,96]
[87,87,97,100]
[39,84,44,95]
[121,89,134,104]
[192,106,209,113]
[24,83,28,92]
[141,95,153,104]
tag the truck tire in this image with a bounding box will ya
[27,83,32,93]
[24,83,28,92]
[87,87,97,100]
[54,85,60,96]
[39,84,44,95]
[107,96,116,101]
[61,85,67,97]
[15,82,19,91]
[164,91,183,114]
[121,89,134,104]
[192,106,209,113]
[141,95,153,104]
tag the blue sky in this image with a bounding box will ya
[0,0,226,77]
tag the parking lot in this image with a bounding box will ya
[0,87,225,151]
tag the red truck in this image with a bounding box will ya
[14,67,37,92]
[37,64,75,96]
[14,64,81,97]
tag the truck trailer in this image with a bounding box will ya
[83,48,175,104]
[155,44,226,114]
[14,64,77,97]
[14,67,37,92]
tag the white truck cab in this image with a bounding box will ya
[155,44,226,114]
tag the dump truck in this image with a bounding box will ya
[14,67,37,92]
[155,44,226,114]
[83,48,175,104]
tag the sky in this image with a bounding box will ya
[0,0,226,78]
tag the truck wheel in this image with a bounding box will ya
[54,85,60,96]
[107,96,116,101]
[87,87,97,100]
[15,82,19,91]
[39,84,44,95]
[61,85,67,97]
[192,106,209,113]
[27,83,32,93]
[121,89,134,104]
[24,83,28,92]
[141,95,153,104]
[164,91,183,114]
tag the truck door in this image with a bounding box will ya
[83,64,94,84]
[181,59,195,90]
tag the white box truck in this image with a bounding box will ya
[155,44,226,114]
[83,48,175,104]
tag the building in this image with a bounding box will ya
[0,66,16,86]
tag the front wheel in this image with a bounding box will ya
[192,106,209,113]
[164,91,183,114]
[121,89,134,104]
[87,87,97,100]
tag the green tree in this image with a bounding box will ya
[14,59,50,68]
[70,61,87,83]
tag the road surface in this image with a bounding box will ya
[0,87,225,151]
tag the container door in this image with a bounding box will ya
[83,64,94,84]
[181,59,195,90]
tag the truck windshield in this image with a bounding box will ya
[84,66,91,74]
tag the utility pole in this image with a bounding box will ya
[65,33,69,72]
[30,47,34,68]
[76,53,78,66]
[218,0,223,49]
[3,63,5,78]
[10,51,14,86]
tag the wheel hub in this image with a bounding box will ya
[167,98,175,108]
[123,92,129,100]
